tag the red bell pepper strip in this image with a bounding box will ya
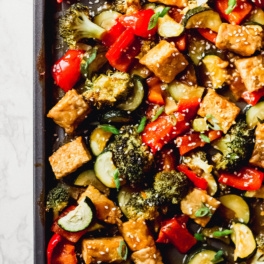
[156,216,197,253]
[176,97,201,121]
[51,205,89,243]
[101,21,126,47]
[251,0,264,8]
[47,233,77,264]
[218,166,264,191]
[177,164,208,190]
[147,77,165,105]
[52,49,85,92]
[118,9,158,38]
[105,28,140,72]
[241,87,264,106]
[197,28,217,43]
[176,130,222,155]
[215,0,253,25]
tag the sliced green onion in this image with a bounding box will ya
[195,203,212,218]
[194,233,205,241]
[117,240,128,260]
[99,124,119,135]
[80,47,98,78]
[151,106,164,122]
[199,133,210,143]
[225,0,237,14]
[206,114,221,130]
[113,169,121,191]
[213,229,233,237]
[148,7,170,30]
[212,250,224,263]
[137,116,147,133]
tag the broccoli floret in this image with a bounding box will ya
[212,118,255,172]
[125,188,164,220]
[59,3,106,47]
[256,233,264,252]
[107,125,154,186]
[112,0,141,14]
[182,151,213,175]
[83,71,133,108]
[46,183,70,220]
[153,170,190,204]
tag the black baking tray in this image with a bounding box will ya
[33,1,200,263]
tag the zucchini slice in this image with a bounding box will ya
[167,81,205,101]
[117,76,144,111]
[93,10,121,30]
[100,110,132,123]
[231,222,256,261]
[187,248,224,264]
[58,197,95,232]
[94,151,125,188]
[218,194,250,224]
[246,101,264,128]
[117,185,134,218]
[90,126,113,156]
[183,7,222,32]
[74,169,110,195]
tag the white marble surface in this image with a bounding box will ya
[0,0,34,263]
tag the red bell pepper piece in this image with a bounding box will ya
[251,0,264,8]
[118,9,158,38]
[176,130,222,155]
[142,113,190,153]
[177,164,208,190]
[215,0,253,25]
[155,145,178,172]
[101,21,126,47]
[218,166,264,191]
[197,28,217,43]
[156,216,197,253]
[147,77,165,105]
[241,87,264,105]
[52,49,85,92]
[51,205,89,243]
[105,28,140,72]
[47,233,77,264]
[174,34,187,52]
[176,97,201,121]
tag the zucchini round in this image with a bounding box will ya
[58,197,95,232]
[231,222,256,261]
[117,185,134,218]
[74,169,110,195]
[94,151,125,188]
[117,76,145,111]
[183,7,222,32]
[93,10,121,30]
[187,248,224,264]
[218,194,250,224]
[246,101,264,128]
[100,110,132,123]
[90,126,113,156]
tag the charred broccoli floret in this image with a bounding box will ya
[182,151,213,175]
[46,183,70,220]
[59,3,106,47]
[125,188,164,220]
[112,0,141,14]
[83,71,133,108]
[153,170,190,204]
[212,118,255,172]
[107,125,154,186]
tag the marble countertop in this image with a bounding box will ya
[0,0,34,263]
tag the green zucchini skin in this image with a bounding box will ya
[58,196,95,232]
[100,109,132,123]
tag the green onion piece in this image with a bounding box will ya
[225,0,237,14]
[80,47,98,78]
[99,124,119,135]
[148,7,170,30]
[212,250,224,263]
[137,116,147,133]
[199,133,210,143]
[206,114,221,130]
[195,203,212,218]
[113,169,121,191]
[117,240,128,260]
[213,229,233,237]
[194,233,205,241]
[151,106,164,122]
